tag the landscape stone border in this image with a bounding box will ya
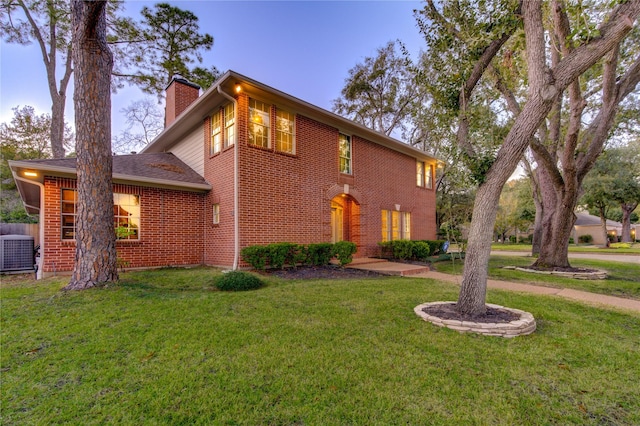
[503,266,607,280]
[414,301,536,338]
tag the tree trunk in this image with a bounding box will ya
[620,203,637,243]
[50,95,67,158]
[65,0,117,290]
[598,207,610,248]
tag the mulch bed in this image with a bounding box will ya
[422,302,521,324]
[262,265,384,280]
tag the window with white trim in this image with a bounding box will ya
[212,203,220,224]
[339,133,351,174]
[61,189,140,240]
[249,98,270,148]
[381,209,411,242]
[210,109,222,155]
[276,109,295,154]
[224,103,235,148]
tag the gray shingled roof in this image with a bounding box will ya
[20,153,209,188]
[574,212,621,227]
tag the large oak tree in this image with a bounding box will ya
[417,0,640,316]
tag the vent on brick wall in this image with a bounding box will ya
[0,235,35,272]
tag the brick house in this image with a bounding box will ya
[10,70,438,277]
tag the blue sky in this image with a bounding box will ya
[0,0,425,136]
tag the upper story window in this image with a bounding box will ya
[210,103,235,155]
[224,103,235,148]
[417,161,433,189]
[212,203,220,225]
[276,109,295,154]
[210,109,222,155]
[61,189,140,240]
[339,133,352,174]
[249,98,270,148]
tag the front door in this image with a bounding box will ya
[331,205,343,243]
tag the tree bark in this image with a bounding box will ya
[65,0,117,290]
[620,203,638,243]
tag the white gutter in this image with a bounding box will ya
[13,175,45,279]
[217,85,239,270]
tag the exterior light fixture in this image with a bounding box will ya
[235,83,241,93]
[24,171,38,177]
[395,204,401,211]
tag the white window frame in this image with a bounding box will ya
[339,133,352,175]
[224,103,235,148]
[211,109,222,155]
[249,98,270,148]
[381,209,411,242]
[61,189,141,241]
[275,108,295,154]
[213,203,220,224]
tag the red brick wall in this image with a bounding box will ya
[41,177,205,274]
[202,93,437,266]
[165,80,199,127]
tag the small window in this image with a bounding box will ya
[61,189,77,240]
[224,103,235,148]
[213,203,220,224]
[276,109,295,154]
[339,133,351,174]
[249,98,270,148]
[211,110,222,155]
[113,194,140,240]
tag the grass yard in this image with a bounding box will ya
[490,243,640,254]
[434,256,640,300]
[2,268,640,425]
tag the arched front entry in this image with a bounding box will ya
[330,194,360,246]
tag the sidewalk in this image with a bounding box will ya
[348,259,640,314]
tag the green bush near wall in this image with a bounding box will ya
[240,242,355,270]
[378,240,447,262]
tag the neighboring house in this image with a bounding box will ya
[572,212,638,244]
[10,70,438,278]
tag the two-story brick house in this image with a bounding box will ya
[10,70,438,277]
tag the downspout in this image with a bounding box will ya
[13,176,45,279]
[217,85,239,270]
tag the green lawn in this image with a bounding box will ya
[490,243,640,254]
[2,268,640,425]
[434,256,640,300]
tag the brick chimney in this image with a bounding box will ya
[165,75,201,127]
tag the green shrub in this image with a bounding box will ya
[378,241,393,259]
[307,243,334,266]
[267,242,299,269]
[578,234,593,244]
[424,240,446,256]
[412,241,431,261]
[241,245,270,270]
[392,240,413,260]
[290,244,308,269]
[215,271,264,291]
[334,241,357,266]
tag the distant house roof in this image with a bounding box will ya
[574,212,621,227]
[9,153,211,214]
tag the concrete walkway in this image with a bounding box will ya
[348,259,640,314]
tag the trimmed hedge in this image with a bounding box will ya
[378,239,447,262]
[240,242,355,270]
